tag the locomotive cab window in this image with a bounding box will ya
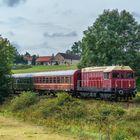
[112,72,120,79]
[126,72,133,79]
[104,72,109,79]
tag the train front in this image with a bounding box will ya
[109,66,137,99]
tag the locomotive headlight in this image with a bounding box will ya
[118,90,124,95]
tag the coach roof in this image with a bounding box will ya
[12,70,78,78]
[82,66,132,72]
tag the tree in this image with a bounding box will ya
[79,9,140,69]
[71,41,81,55]
[14,50,27,65]
[0,36,16,102]
[66,41,82,55]
[31,55,37,65]
[66,49,72,54]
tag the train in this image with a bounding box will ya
[12,66,137,101]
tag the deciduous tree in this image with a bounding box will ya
[79,9,140,69]
[0,36,16,102]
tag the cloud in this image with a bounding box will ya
[3,0,27,7]
[61,10,73,16]
[132,12,140,19]
[43,31,77,38]
[8,31,15,36]
[11,42,22,52]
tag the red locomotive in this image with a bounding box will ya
[12,66,137,101]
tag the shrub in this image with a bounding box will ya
[112,130,131,140]
[9,91,38,112]
[36,93,87,120]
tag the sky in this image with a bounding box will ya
[0,0,140,56]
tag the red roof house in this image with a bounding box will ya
[36,56,53,65]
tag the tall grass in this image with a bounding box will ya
[2,92,140,140]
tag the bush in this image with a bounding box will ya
[9,91,38,112]
[112,130,131,140]
[36,93,87,120]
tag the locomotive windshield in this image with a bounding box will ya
[112,72,134,79]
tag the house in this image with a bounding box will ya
[36,56,54,65]
[23,54,32,65]
[54,53,80,65]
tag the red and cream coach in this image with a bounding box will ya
[12,66,137,101]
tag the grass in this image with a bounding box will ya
[0,115,76,140]
[12,64,77,74]
[1,92,140,140]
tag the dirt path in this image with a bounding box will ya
[0,115,76,140]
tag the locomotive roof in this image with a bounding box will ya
[82,66,132,72]
[12,69,78,78]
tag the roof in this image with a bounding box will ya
[82,66,132,72]
[24,56,32,61]
[58,53,80,60]
[36,56,52,62]
[12,73,34,78]
[12,70,78,78]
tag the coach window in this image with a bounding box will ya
[50,77,52,83]
[46,77,48,83]
[104,73,109,79]
[61,77,64,83]
[34,78,37,83]
[57,77,60,83]
[65,77,70,83]
[37,78,39,83]
[112,72,120,79]
[43,77,46,83]
[53,77,56,83]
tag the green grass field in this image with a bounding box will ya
[12,65,77,74]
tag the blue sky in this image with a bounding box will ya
[0,0,140,55]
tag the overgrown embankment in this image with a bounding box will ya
[1,92,140,140]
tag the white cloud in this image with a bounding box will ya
[0,0,140,55]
